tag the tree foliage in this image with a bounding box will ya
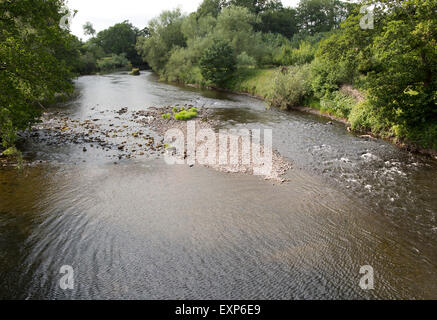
[297,0,355,34]
[83,22,96,37]
[0,0,79,147]
[311,0,437,147]
[94,21,142,67]
[200,40,237,85]
[136,9,186,73]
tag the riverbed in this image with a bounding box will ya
[0,71,436,299]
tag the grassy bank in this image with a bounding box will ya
[217,67,436,157]
[225,68,276,99]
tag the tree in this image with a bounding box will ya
[228,0,282,14]
[256,7,298,38]
[197,0,226,18]
[0,0,79,147]
[297,0,354,35]
[366,0,437,145]
[215,6,257,55]
[83,22,96,37]
[314,0,437,148]
[200,40,237,86]
[136,9,186,72]
[94,21,142,66]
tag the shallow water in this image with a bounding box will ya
[1,71,436,299]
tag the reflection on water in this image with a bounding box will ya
[0,72,436,299]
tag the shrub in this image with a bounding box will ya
[274,41,315,66]
[404,122,437,150]
[349,100,380,133]
[236,52,256,69]
[97,53,132,72]
[267,64,312,110]
[200,40,236,86]
[320,91,356,119]
[163,47,205,84]
[310,57,354,99]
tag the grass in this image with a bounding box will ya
[226,68,276,99]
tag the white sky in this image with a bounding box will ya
[67,0,301,40]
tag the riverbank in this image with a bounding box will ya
[167,68,437,159]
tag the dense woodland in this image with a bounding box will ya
[1,0,436,153]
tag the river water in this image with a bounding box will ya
[0,71,436,299]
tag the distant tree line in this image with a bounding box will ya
[75,20,148,75]
[136,0,436,149]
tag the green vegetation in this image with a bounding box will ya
[130,68,140,75]
[97,53,132,72]
[319,91,356,119]
[312,0,437,148]
[1,0,435,152]
[227,68,275,98]
[1,146,19,157]
[200,40,237,86]
[0,0,80,149]
[267,64,312,109]
[175,110,198,121]
[136,0,436,150]
[174,107,199,121]
[76,20,148,75]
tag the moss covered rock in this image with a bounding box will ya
[130,68,140,76]
[1,146,19,157]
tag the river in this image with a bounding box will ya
[0,71,436,299]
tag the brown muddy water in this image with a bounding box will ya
[0,71,436,299]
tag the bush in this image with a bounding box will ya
[163,47,205,84]
[200,40,236,86]
[77,51,98,75]
[404,122,437,150]
[97,53,132,72]
[236,52,256,69]
[274,41,315,66]
[320,91,356,119]
[310,57,354,99]
[348,100,380,133]
[267,64,312,109]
